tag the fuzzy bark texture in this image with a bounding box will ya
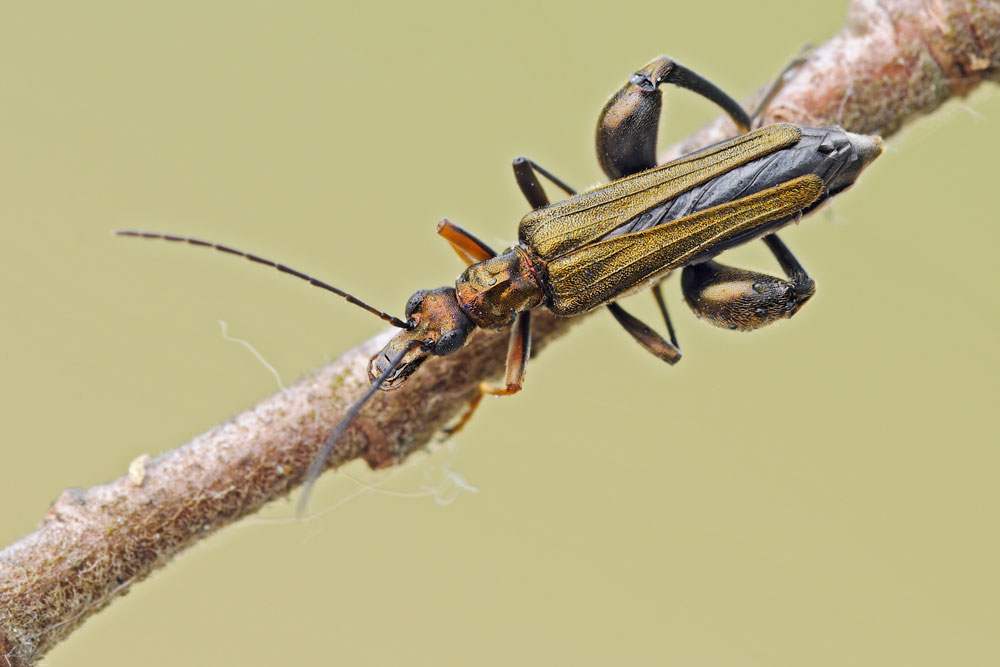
[2,1,998,664]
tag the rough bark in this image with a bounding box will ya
[2,1,998,664]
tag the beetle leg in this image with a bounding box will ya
[597,57,750,180]
[749,48,812,127]
[512,157,577,210]
[761,233,814,287]
[680,233,816,331]
[442,391,484,436]
[607,300,682,365]
[436,218,497,266]
[444,311,531,435]
[485,309,531,395]
[651,280,680,353]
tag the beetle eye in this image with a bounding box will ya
[434,328,468,356]
[405,290,430,318]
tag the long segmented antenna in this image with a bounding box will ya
[115,230,409,329]
[297,339,421,515]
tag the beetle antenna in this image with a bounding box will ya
[115,230,409,328]
[297,339,421,516]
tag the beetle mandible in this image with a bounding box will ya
[119,57,882,505]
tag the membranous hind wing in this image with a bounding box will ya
[544,174,824,315]
[519,124,803,260]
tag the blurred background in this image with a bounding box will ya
[1,1,997,665]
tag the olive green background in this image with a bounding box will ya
[2,1,998,665]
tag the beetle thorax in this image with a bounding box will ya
[455,246,543,330]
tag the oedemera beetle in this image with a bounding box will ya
[118,56,882,507]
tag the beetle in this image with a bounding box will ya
[118,57,882,506]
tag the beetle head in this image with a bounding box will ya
[368,286,475,390]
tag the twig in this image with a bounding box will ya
[1,1,997,664]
